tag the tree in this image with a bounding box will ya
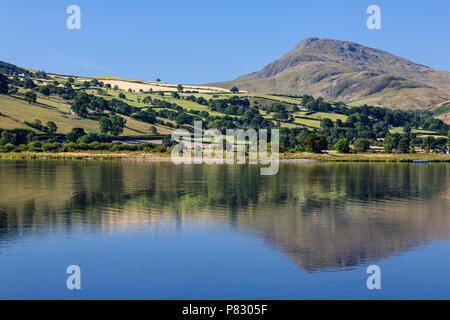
[421,136,436,153]
[66,128,86,142]
[162,134,173,147]
[46,121,58,134]
[320,118,333,129]
[398,137,410,153]
[0,73,9,94]
[156,78,161,82]
[301,134,328,153]
[353,138,371,153]
[100,115,126,137]
[447,130,450,147]
[39,86,51,96]
[71,103,87,117]
[383,137,394,153]
[23,78,36,89]
[8,86,18,95]
[335,138,350,153]
[0,131,16,146]
[113,85,119,90]
[99,118,111,135]
[24,91,37,104]
[118,93,126,99]
[149,126,157,134]
[403,125,411,135]
[230,87,239,94]
[109,115,126,137]
[36,70,47,79]
[175,112,193,125]
[142,96,152,104]
[335,119,343,128]
[177,85,183,93]
[171,92,180,99]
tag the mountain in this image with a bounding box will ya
[210,37,450,109]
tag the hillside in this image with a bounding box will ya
[0,59,448,156]
[210,37,450,110]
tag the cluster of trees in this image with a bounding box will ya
[277,122,449,154]
[0,128,36,151]
[24,119,58,134]
[208,96,250,115]
[69,91,138,119]
[335,138,371,154]
[262,104,295,122]
[170,94,252,116]
[99,115,126,137]
[0,126,166,153]
[302,95,333,112]
[5,76,78,101]
[1,139,167,153]
[0,74,8,94]
[255,95,449,153]
[128,95,272,130]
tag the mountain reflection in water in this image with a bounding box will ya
[0,160,449,272]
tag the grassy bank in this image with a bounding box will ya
[1,151,449,162]
[0,151,171,160]
[282,152,450,162]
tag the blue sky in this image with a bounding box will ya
[1,0,449,83]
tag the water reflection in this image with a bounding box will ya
[0,160,449,271]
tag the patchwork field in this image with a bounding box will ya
[0,94,171,135]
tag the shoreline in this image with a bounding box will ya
[0,151,449,162]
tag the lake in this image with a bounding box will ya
[0,160,449,299]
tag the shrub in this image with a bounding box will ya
[1,143,15,152]
[353,138,371,153]
[60,142,79,152]
[41,142,62,152]
[301,134,328,153]
[335,138,350,153]
[26,141,43,151]
[66,128,86,142]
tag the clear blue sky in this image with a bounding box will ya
[1,0,449,83]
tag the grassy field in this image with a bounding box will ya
[293,116,321,129]
[86,88,224,117]
[0,94,171,135]
[1,150,449,162]
[85,77,227,94]
[389,126,436,135]
[248,93,303,105]
[433,102,450,116]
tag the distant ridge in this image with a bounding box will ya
[210,37,450,109]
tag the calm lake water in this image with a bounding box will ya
[0,160,449,299]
